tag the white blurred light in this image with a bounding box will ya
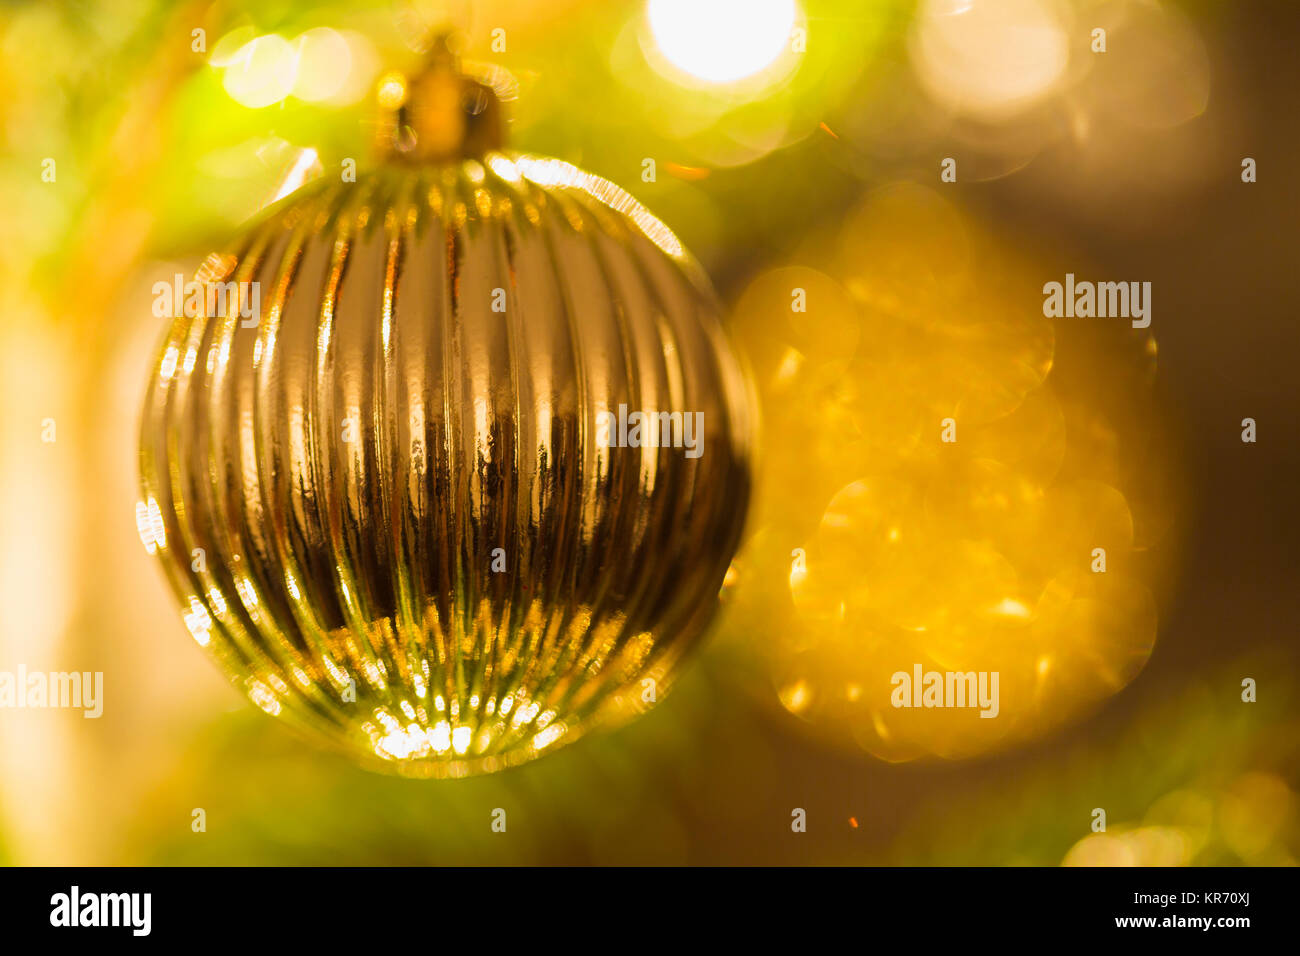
[265,147,323,206]
[290,28,352,103]
[221,34,297,109]
[648,0,797,84]
[326,31,383,106]
[208,26,257,67]
[910,0,1069,120]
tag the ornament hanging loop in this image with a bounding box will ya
[376,31,505,163]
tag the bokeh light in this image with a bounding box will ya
[289,28,352,103]
[215,27,379,109]
[723,183,1178,762]
[220,33,298,109]
[909,0,1069,120]
[1063,773,1299,866]
[647,0,797,84]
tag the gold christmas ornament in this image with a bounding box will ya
[138,38,753,777]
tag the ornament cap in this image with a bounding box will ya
[376,32,505,163]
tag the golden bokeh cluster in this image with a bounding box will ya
[723,182,1179,761]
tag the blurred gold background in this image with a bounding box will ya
[0,0,1296,864]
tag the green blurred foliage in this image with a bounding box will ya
[1,0,901,304]
[123,645,1298,865]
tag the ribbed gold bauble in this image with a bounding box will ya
[137,40,753,776]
